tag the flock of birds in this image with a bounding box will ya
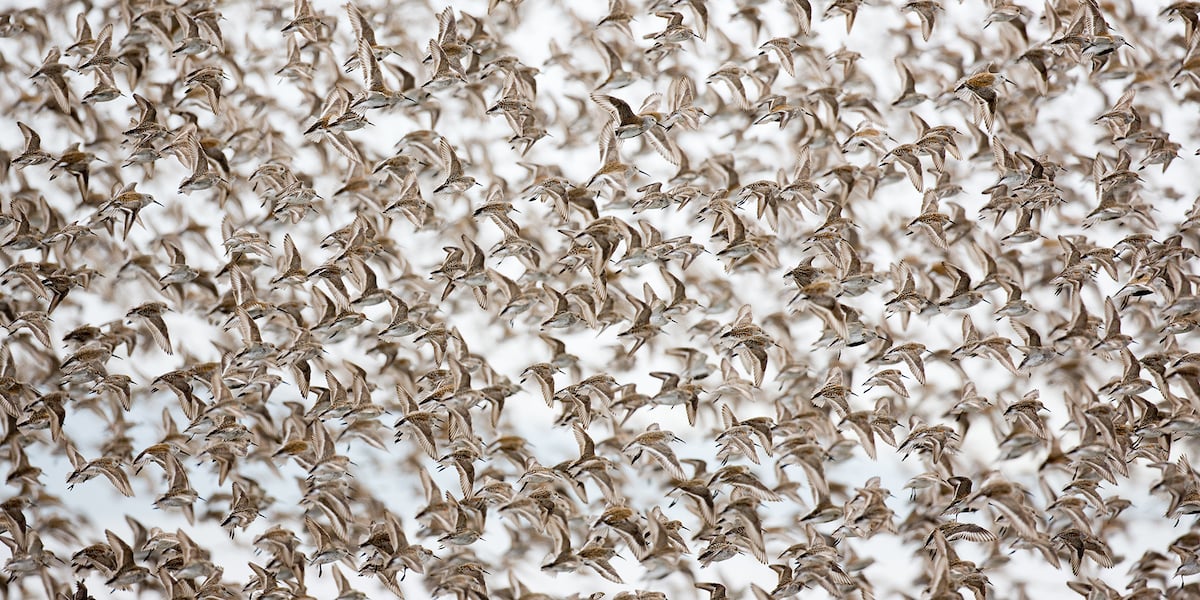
[0,0,1199,597]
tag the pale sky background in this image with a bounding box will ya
[1,0,1198,598]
